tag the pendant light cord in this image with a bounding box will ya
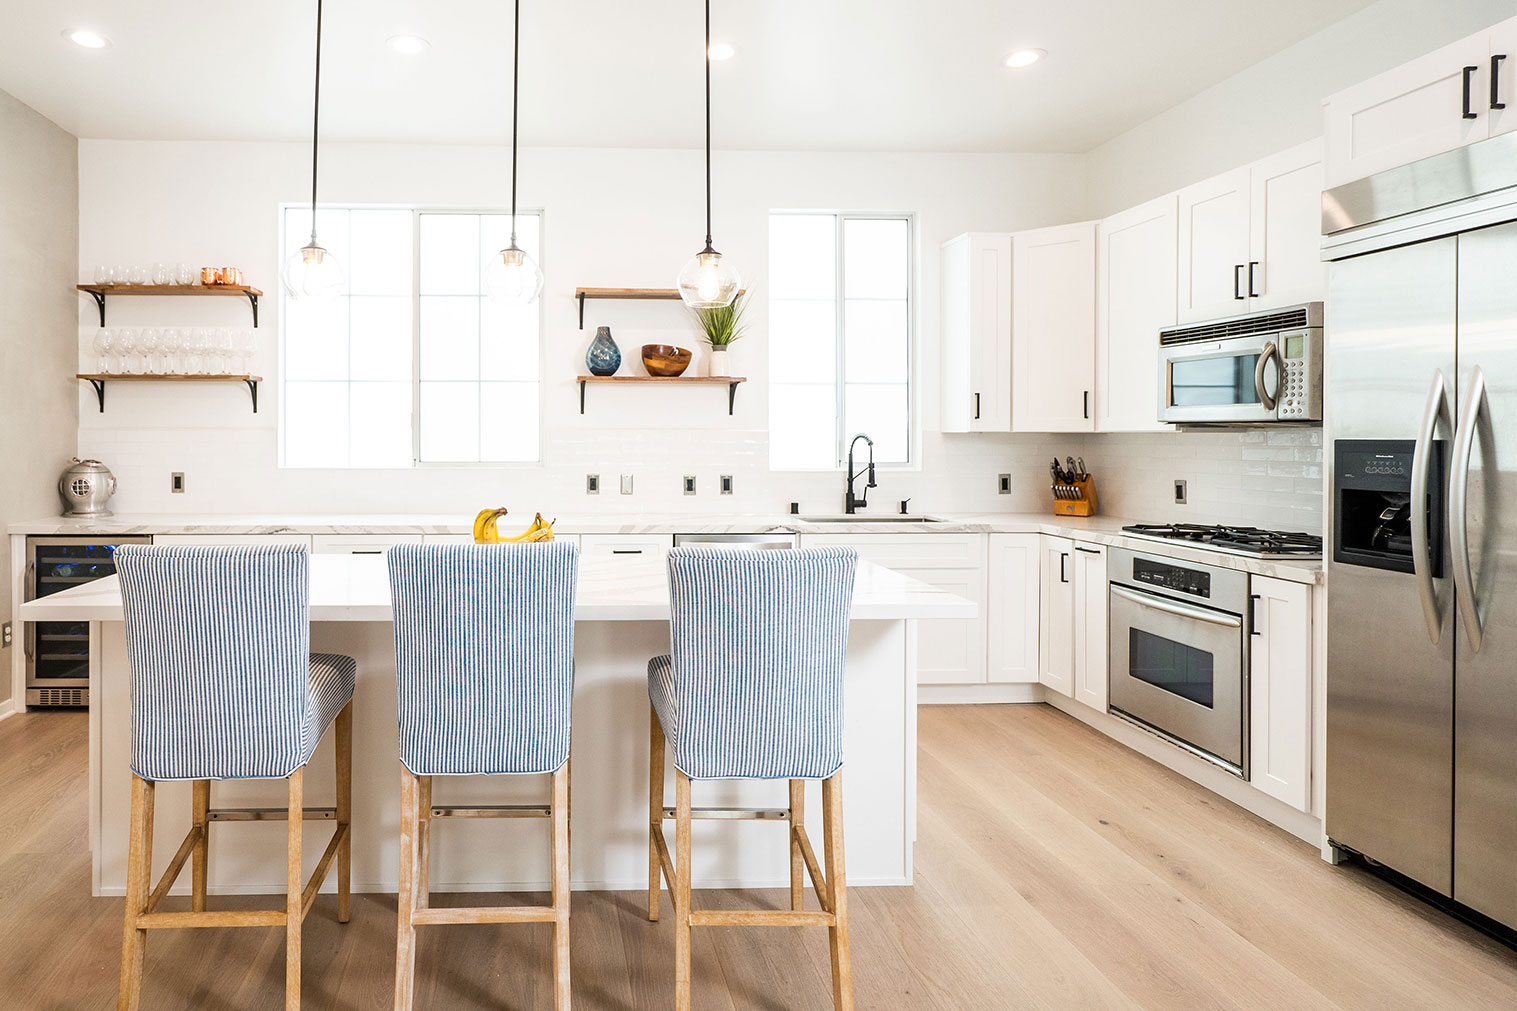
[704,0,713,250]
[309,0,323,244]
[510,0,521,247]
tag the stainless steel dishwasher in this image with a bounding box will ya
[672,532,797,550]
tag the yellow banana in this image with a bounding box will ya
[472,507,510,544]
[501,512,555,543]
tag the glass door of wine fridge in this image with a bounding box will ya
[25,536,149,707]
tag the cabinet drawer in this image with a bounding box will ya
[311,534,423,555]
[798,533,983,569]
[151,534,313,548]
[579,535,672,562]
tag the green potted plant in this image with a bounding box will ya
[689,290,748,378]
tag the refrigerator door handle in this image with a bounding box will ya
[1412,369,1452,643]
[1450,365,1489,652]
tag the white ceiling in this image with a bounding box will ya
[1,0,1376,152]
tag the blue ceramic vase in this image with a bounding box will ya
[586,326,621,376]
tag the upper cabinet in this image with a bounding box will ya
[1324,15,1517,187]
[940,233,1012,433]
[1177,142,1324,324]
[1012,223,1097,433]
[1097,194,1177,432]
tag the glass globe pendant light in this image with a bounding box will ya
[281,0,345,299]
[676,0,741,308]
[484,0,544,303]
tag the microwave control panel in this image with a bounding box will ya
[1276,331,1321,420]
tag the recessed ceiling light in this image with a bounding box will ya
[1005,48,1046,69]
[63,28,111,49]
[386,34,430,55]
[708,42,736,61]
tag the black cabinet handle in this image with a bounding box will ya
[612,549,643,555]
[1464,65,1479,119]
[1249,594,1261,635]
[973,392,981,420]
[1083,390,1090,420]
[1060,553,1068,583]
[1247,261,1260,298]
[1494,55,1508,110]
[1233,264,1245,300]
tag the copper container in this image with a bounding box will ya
[200,267,217,285]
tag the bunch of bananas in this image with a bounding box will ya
[472,508,556,544]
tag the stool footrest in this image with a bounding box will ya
[411,905,561,926]
[207,807,336,821]
[689,909,836,928]
[137,909,286,929]
[662,806,790,821]
[430,805,551,819]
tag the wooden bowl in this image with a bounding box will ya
[641,344,692,377]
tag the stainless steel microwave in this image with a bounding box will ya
[1158,302,1323,425]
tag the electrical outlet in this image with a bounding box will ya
[620,474,635,495]
[171,472,186,494]
[720,475,734,495]
[586,474,600,494]
[998,473,1011,494]
[683,475,697,495]
[1,622,11,648]
[1174,479,1188,504]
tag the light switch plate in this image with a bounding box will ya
[586,474,600,494]
[683,475,697,495]
[720,475,734,495]
[1,622,11,648]
[171,472,186,494]
[1174,479,1187,504]
[620,474,635,495]
[998,473,1011,494]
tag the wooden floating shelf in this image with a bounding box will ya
[77,283,263,327]
[76,373,264,414]
[576,375,747,415]
[573,287,746,328]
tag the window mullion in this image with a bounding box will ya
[834,213,847,468]
[411,209,423,466]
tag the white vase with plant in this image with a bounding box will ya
[690,291,748,378]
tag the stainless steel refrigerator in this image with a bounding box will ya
[1323,131,1517,929]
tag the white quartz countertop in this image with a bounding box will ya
[8,510,1324,585]
[17,553,977,623]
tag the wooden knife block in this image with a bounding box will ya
[1051,476,1098,517]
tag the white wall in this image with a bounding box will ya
[76,140,1089,517]
[1,88,79,707]
[1085,0,1517,214]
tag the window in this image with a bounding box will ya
[280,208,541,467]
[768,213,911,469]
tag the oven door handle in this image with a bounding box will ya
[1411,368,1451,644]
[1111,584,1242,628]
[1254,340,1278,413]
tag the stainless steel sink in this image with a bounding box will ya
[797,515,945,524]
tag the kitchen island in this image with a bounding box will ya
[20,551,973,898]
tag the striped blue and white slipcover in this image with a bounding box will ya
[649,546,858,781]
[115,543,356,782]
[386,540,579,777]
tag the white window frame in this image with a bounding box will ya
[277,204,545,469]
[768,210,916,471]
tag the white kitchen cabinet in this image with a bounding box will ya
[1011,222,1096,432]
[986,534,1040,684]
[1072,544,1108,711]
[940,233,1011,433]
[1248,140,1326,312]
[578,534,672,563]
[311,534,423,555]
[1323,32,1492,188]
[1490,19,1517,138]
[1249,574,1313,812]
[1038,536,1075,697]
[802,533,986,685]
[1177,167,1252,323]
[1096,194,1177,432]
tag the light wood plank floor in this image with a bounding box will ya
[4,704,1517,1009]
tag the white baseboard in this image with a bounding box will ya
[918,683,1043,705]
[0,698,14,723]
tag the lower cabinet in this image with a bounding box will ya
[986,534,1041,683]
[311,534,422,555]
[1249,574,1312,811]
[801,533,986,685]
[1071,544,1108,711]
[1038,537,1076,696]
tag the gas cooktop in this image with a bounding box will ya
[1120,523,1323,559]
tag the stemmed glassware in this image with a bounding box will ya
[115,328,138,373]
[237,329,256,374]
[92,329,114,373]
[139,328,161,374]
[159,328,183,374]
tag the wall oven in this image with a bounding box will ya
[24,536,150,707]
[1158,302,1323,425]
[1107,546,1251,777]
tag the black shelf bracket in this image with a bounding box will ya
[87,378,106,412]
[87,290,106,328]
[579,379,587,414]
[245,290,260,327]
[578,291,587,330]
[244,379,260,413]
[728,381,738,415]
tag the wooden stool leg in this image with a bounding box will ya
[416,775,432,911]
[394,770,419,1011]
[648,706,665,922]
[551,761,572,1011]
[116,774,154,1011]
[822,773,854,1011]
[674,770,693,1011]
[285,767,304,1011]
[191,779,210,913]
[788,780,805,911]
[335,702,353,924]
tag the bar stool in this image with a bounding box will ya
[647,546,859,1011]
[386,540,580,1011]
[113,543,356,1011]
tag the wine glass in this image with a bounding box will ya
[116,328,139,373]
[92,329,114,373]
[160,328,183,374]
[189,328,210,374]
[175,262,194,286]
[92,265,112,285]
[215,328,236,374]
[139,328,161,373]
[115,265,131,286]
[152,263,171,285]
[237,329,256,373]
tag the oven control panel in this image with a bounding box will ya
[1132,557,1211,599]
